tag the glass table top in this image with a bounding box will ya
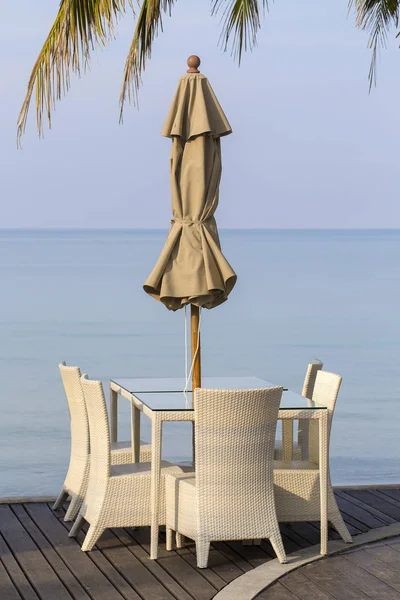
[111,377,326,412]
[111,376,273,393]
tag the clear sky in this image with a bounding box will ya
[1,1,399,228]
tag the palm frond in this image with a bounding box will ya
[119,0,174,121]
[349,0,399,88]
[17,0,131,146]
[211,0,269,64]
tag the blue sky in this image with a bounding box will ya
[1,1,399,228]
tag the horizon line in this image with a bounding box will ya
[1,227,400,232]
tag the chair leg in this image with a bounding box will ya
[81,525,105,552]
[53,489,68,510]
[166,528,173,551]
[330,512,352,543]
[328,486,352,543]
[195,540,210,569]
[68,515,85,538]
[269,532,287,564]
[64,495,83,522]
[176,532,185,549]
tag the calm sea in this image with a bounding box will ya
[0,229,399,496]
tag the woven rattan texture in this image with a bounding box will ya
[274,370,352,544]
[70,377,183,551]
[166,387,287,568]
[53,364,151,522]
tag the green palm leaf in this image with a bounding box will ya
[212,0,269,63]
[350,0,399,88]
[19,0,400,143]
[17,0,131,146]
[119,0,175,120]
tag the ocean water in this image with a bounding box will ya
[0,228,399,496]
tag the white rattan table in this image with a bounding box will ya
[109,376,329,560]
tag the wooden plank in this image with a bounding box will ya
[274,533,303,556]
[327,554,400,599]
[186,543,245,585]
[175,547,226,591]
[123,526,170,559]
[346,490,400,522]
[122,527,223,600]
[278,524,310,549]
[308,522,343,540]
[367,490,400,520]
[122,526,217,600]
[377,489,400,503]
[0,552,25,600]
[336,490,397,526]
[61,508,197,600]
[92,529,175,600]
[212,542,254,573]
[157,555,218,600]
[255,581,300,599]
[124,525,234,598]
[0,498,57,505]
[281,523,321,547]
[360,544,400,572]
[334,494,386,529]
[223,540,270,568]
[24,503,124,600]
[56,514,143,600]
[0,533,39,600]
[345,546,400,592]
[11,505,90,600]
[259,539,282,560]
[0,505,72,600]
[301,558,371,599]
[113,528,195,600]
[279,569,336,600]
[159,528,245,586]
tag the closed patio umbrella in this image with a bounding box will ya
[144,56,237,388]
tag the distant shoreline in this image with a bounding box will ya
[1,228,400,233]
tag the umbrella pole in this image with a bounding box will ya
[191,304,201,390]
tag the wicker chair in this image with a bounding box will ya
[165,387,287,568]
[275,359,323,461]
[53,363,152,522]
[274,370,352,543]
[69,375,185,551]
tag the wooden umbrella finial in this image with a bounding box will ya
[187,55,200,73]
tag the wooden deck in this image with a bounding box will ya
[256,536,400,599]
[1,487,400,600]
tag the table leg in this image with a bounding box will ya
[110,387,118,443]
[319,411,328,555]
[282,419,294,461]
[131,403,141,463]
[150,415,162,560]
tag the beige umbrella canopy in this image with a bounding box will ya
[144,56,237,388]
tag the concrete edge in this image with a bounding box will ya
[213,522,400,600]
[0,497,57,504]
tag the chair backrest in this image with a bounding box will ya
[297,359,324,456]
[80,375,111,477]
[194,387,282,539]
[302,359,323,399]
[59,362,89,461]
[308,370,342,464]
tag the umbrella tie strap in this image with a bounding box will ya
[171,217,212,225]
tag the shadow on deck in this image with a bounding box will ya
[1,486,400,600]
